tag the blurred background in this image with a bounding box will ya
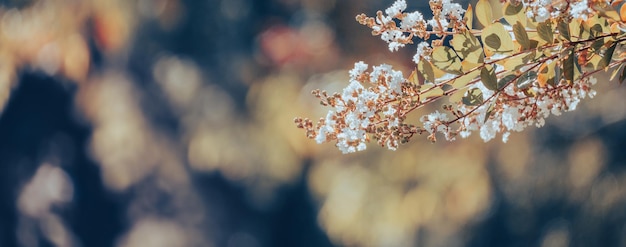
[0,0,625,246]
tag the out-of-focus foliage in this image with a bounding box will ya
[0,0,625,247]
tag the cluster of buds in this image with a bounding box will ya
[296,0,626,153]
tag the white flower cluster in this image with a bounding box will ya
[315,62,405,153]
[524,0,592,22]
[421,75,598,143]
[569,0,590,21]
[413,42,430,64]
[428,0,465,29]
[376,0,463,52]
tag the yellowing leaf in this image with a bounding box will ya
[408,68,420,84]
[420,83,445,101]
[482,22,515,56]
[450,67,481,89]
[461,61,482,72]
[464,4,474,30]
[503,2,526,26]
[431,46,463,74]
[568,19,585,42]
[537,61,556,87]
[449,87,469,103]
[475,0,493,27]
[601,10,620,21]
[501,55,524,71]
[621,3,626,22]
[451,29,484,64]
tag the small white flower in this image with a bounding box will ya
[385,0,407,16]
[413,42,430,64]
[349,61,368,79]
[401,11,425,30]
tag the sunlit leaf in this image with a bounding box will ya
[420,83,445,101]
[408,68,420,84]
[464,4,474,30]
[502,55,525,71]
[451,29,485,64]
[450,67,481,89]
[503,2,526,26]
[482,23,515,56]
[537,61,556,87]
[431,46,463,74]
[599,10,620,21]
[569,19,584,41]
[475,0,493,27]
[450,87,469,103]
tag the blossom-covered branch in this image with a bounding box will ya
[296,0,626,153]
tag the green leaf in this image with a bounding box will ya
[462,88,483,106]
[563,48,575,83]
[498,74,516,90]
[516,70,537,89]
[537,21,553,44]
[481,66,498,91]
[557,20,570,41]
[484,102,496,123]
[554,61,561,86]
[513,21,530,50]
[589,24,603,37]
[599,42,618,70]
[484,33,502,50]
[591,39,605,53]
